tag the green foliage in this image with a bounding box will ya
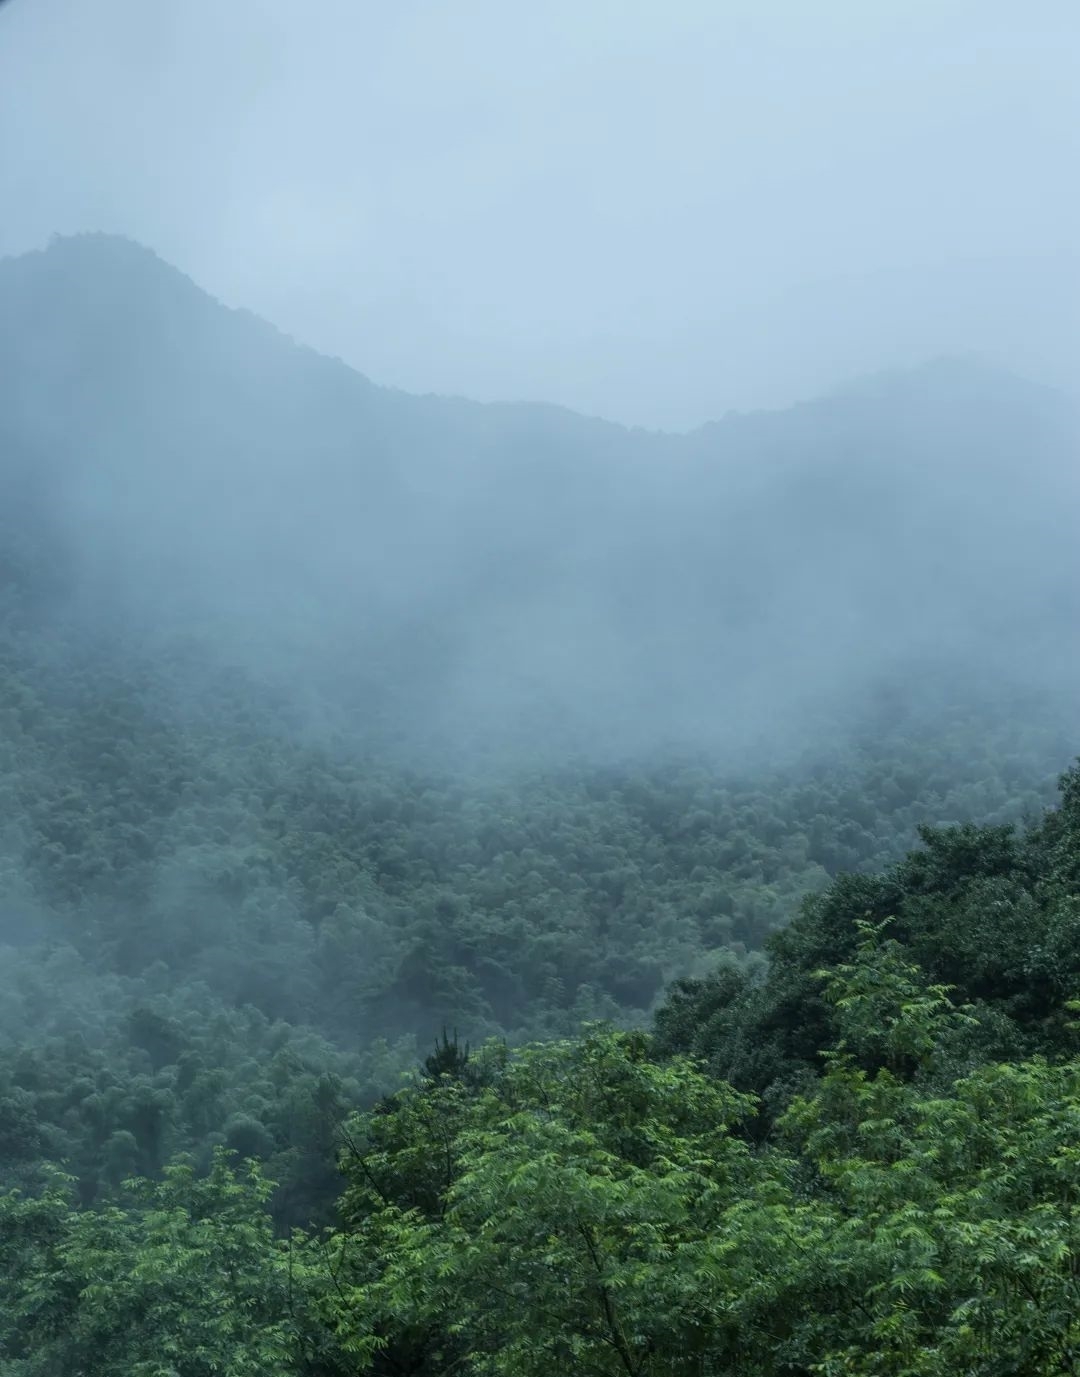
[0,947,397,1223]
[330,1029,816,1376]
[655,765,1080,1113]
[4,785,1080,1372]
[2,586,1069,1208]
[3,229,1080,1373]
[780,931,1080,1374]
[323,933,1080,1376]
[0,1150,345,1376]
[819,918,979,1075]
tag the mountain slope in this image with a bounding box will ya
[2,233,1078,761]
[0,234,1078,1220]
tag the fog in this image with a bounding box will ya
[0,0,1077,1021]
[2,0,1079,766]
[1,232,1078,775]
[2,0,1077,429]
[4,4,1080,1254]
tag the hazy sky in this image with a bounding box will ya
[2,0,1077,429]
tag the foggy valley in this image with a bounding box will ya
[1,4,1080,1374]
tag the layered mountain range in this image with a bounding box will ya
[3,233,1076,763]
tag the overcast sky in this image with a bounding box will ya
[1,0,1077,429]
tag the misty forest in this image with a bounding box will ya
[0,229,1078,1374]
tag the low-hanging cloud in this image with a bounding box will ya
[1,0,1077,429]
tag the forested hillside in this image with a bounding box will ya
[0,234,1079,1372]
[6,772,1080,1373]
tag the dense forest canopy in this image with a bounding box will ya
[0,234,1079,1372]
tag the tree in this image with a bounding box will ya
[329,1029,825,1375]
[0,1149,344,1376]
[780,924,1080,1374]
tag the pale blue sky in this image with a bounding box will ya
[1,0,1076,427]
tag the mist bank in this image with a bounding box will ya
[1,232,1079,1223]
[2,232,1079,767]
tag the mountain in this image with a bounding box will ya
[1,233,1078,1235]
[2,234,1078,763]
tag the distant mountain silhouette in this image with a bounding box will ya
[2,233,1078,760]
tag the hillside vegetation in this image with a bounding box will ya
[0,234,1078,1372]
[5,775,1080,1373]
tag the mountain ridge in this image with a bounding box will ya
[4,231,1067,440]
[1,231,1077,763]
